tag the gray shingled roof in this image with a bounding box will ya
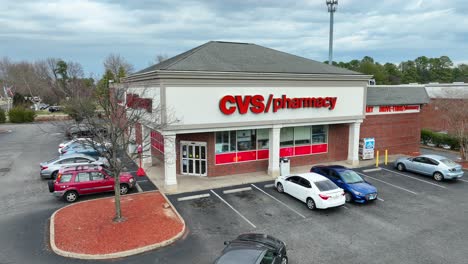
[367,85,430,106]
[133,41,362,75]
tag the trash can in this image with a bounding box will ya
[279,157,290,176]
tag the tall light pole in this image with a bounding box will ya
[326,0,338,65]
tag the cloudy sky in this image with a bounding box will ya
[1,0,467,76]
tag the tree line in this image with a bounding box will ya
[330,55,468,85]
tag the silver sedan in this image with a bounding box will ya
[40,153,108,179]
[394,154,464,181]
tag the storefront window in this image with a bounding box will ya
[215,131,236,153]
[312,125,328,144]
[237,130,256,151]
[257,129,269,149]
[294,126,311,145]
[280,127,294,147]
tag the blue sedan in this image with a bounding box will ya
[311,165,378,203]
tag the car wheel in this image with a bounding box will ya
[397,163,406,171]
[51,171,58,180]
[276,183,284,193]
[306,198,316,210]
[433,172,444,182]
[345,192,352,203]
[280,256,288,264]
[120,184,129,195]
[64,191,78,203]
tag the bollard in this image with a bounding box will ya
[376,150,379,167]
[385,149,388,165]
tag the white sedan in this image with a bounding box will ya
[58,138,110,154]
[275,172,346,210]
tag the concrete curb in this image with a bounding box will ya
[49,191,186,260]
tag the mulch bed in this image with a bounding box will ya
[53,191,184,255]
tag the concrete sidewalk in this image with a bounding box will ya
[144,154,406,194]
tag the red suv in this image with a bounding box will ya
[48,165,136,203]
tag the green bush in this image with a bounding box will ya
[8,107,36,123]
[421,129,459,150]
[0,108,5,123]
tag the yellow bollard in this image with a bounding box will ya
[376,150,379,167]
[385,149,388,165]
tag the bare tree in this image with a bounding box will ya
[434,89,468,161]
[67,82,171,222]
[148,54,169,66]
[103,54,134,82]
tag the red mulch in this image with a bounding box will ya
[458,161,468,169]
[53,191,184,255]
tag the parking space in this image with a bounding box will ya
[169,165,468,264]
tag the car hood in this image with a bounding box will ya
[348,182,377,194]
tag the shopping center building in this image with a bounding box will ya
[122,41,429,187]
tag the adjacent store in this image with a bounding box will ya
[123,41,429,187]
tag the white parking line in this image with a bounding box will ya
[223,187,252,194]
[251,184,306,219]
[177,193,211,201]
[342,205,349,209]
[377,197,384,202]
[380,168,447,189]
[458,179,468,183]
[264,183,275,188]
[210,190,256,228]
[358,172,418,195]
[363,168,382,173]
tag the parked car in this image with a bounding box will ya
[58,138,109,154]
[394,154,464,181]
[214,233,288,264]
[48,165,135,203]
[275,172,345,210]
[39,103,49,110]
[61,145,108,158]
[40,154,108,179]
[311,165,378,203]
[48,105,62,112]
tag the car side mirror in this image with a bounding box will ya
[223,241,230,246]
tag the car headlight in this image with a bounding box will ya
[129,178,134,183]
[352,190,363,196]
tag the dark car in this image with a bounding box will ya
[48,105,62,112]
[214,234,288,264]
[311,165,378,203]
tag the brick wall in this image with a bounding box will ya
[175,124,349,177]
[361,113,421,155]
[419,98,467,133]
[135,122,142,145]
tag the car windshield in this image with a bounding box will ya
[340,170,364,184]
[103,168,114,177]
[441,159,457,167]
[314,179,339,191]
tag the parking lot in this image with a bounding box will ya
[168,165,468,264]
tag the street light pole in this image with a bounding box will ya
[326,0,338,65]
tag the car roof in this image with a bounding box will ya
[294,172,329,182]
[60,165,102,173]
[59,153,94,159]
[215,248,265,264]
[420,154,447,161]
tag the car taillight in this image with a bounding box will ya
[342,192,345,196]
[56,173,62,182]
[61,150,67,154]
[319,194,330,200]
[41,166,48,170]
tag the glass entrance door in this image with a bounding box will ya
[181,141,207,176]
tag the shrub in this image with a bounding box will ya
[8,107,36,123]
[421,129,459,150]
[0,108,5,123]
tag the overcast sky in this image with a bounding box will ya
[1,0,467,76]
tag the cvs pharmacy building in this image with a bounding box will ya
[123,41,427,187]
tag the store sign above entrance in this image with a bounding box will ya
[219,94,338,115]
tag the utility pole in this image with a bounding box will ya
[326,0,338,65]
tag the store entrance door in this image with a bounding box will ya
[180,141,207,176]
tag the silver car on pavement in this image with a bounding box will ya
[394,154,464,181]
[40,153,108,179]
